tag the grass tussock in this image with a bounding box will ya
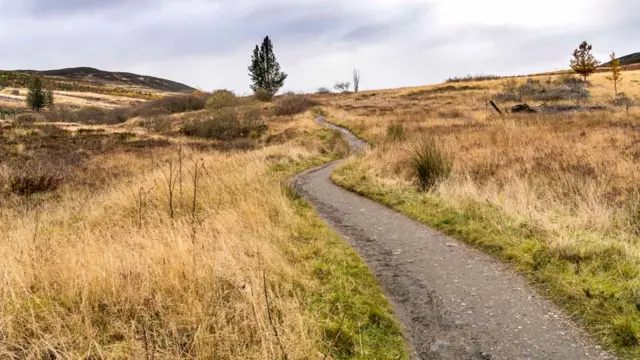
[408,137,452,191]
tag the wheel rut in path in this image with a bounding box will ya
[292,116,615,360]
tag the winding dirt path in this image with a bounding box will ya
[292,116,615,360]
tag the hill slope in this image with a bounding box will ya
[602,52,640,67]
[1,67,194,93]
[615,52,640,66]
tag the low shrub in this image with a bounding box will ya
[206,89,237,109]
[446,74,502,83]
[494,78,589,103]
[180,108,267,140]
[141,115,173,134]
[160,94,206,113]
[117,132,137,141]
[5,168,63,196]
[77,128,105,134]
[254,89,273,102]
[273,95,319,116]
[37,124,70,137]
[129,94,205,118]
[0,108,17,119]
[75,106,108,124]
[316,87,332,94]
[109,107,131,123]
[43,105,75,123]
[14,113,38,127]
[409,137,452,191]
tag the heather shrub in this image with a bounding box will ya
[273,95,319,116]
[180,108,267,140]
[254,89,273,102]
[207,90,237,109]
[14,113,38,127]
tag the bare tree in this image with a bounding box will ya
[353,68,361,93]
[334,81,351,93]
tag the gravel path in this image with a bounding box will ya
[291,116,615,360]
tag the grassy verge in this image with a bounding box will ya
[271,131,409,359]
[332,158,640,359]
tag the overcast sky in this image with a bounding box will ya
[0,0,637,93]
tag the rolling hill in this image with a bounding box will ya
[0,67,194,93]
[603,52,640,67]
[613,52,640,66]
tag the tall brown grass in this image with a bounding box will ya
[323,69,640,354]
[0,113,397,358]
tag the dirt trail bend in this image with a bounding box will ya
[292,116,615,360]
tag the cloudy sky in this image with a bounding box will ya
[0,0,637,93]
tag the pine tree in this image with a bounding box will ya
[606,51,623,97]
[26,75,47,112]
[570,41,600,83]
[248,36,287,96]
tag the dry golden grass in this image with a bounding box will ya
[0,112,406,359]
[1,87,146,109]
[325,69,640,356]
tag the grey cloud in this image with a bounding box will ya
[0,0,638,92]
[4,0,152,17]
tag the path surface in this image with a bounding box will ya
[292,116,615,360]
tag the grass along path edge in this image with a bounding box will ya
[331,158,640,359]
[276,131,410,359]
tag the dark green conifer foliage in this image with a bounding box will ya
[248,36,287,96]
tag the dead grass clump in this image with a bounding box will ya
[273,95,319,116]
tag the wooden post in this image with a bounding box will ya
[488,100,503,115]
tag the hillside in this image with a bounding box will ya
[602,52,640,67]
[614,52,640,66]
[0,67,194,97]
